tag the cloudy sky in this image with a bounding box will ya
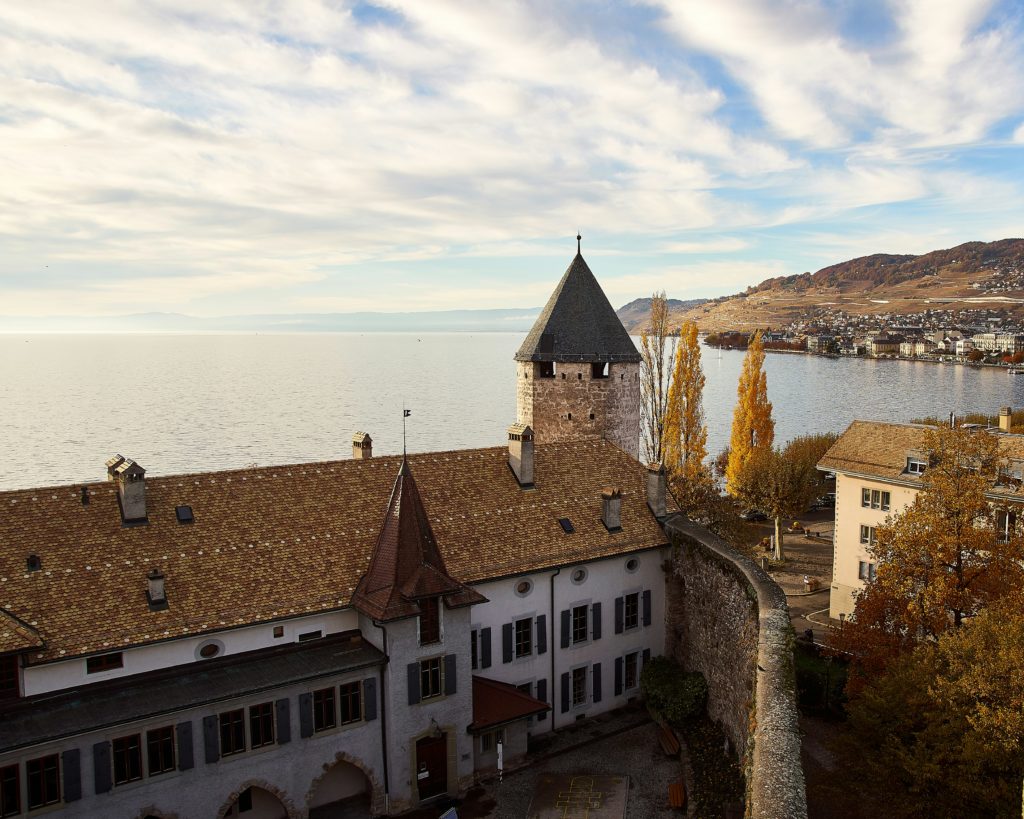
[2,0,1024,318]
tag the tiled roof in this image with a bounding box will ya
[0,609,42,655]
[515,254,640,363]
[352,459,485,622]
[0,440,671,664]
[470,675,550,731]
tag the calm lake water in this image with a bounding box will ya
[2,333,1022,491]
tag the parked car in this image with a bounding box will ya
[739,508,768,521]
[811,493,836,509]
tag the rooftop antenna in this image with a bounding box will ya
[577,232,582,254]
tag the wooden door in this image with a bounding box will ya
[415,733,448,800]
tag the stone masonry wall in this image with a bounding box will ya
[664,516,806,819]
[516,361,640,458]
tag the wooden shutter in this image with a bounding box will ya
[481,627,492,669]
[643,648,651,667]
[560,672,570,713]
[536,678,548,719]
[407,662,421,706]
[591,602,602,640]
[275,699,291,744]
[536,614,547,655]
[176,721,195,769]
[614,657,623,697]
[560,609,570,648]
[92,741,111,794]
[444,653,457,696]
[202,715,220,763]
[614,596,624,634]
[502,622,514,664]
[642,590,652,627]
[299,692,314,738]
[363,678,377,721]
[61,749,81,802]
[471,630,478,670]
[592,662,602,703]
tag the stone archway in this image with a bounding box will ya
[306,751,383,817]
[215,779,301,819]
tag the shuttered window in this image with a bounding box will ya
[26,755,59,809]
[219,709,246,756]
[147,726,176,775]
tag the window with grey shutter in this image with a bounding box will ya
[407,662,421,705]
[502,622,514,664]
[363,678,378,721]
[202,715,219,763]
[560,609,570,648]
[536,614,547,654]
[274,699,291,744]
[614,657,623,696]
[299,692,314,737]
[643,648,651,667]
[444,653,457,696]
[560,672,570,713]
[642,590,652,627]
[481,627,492,668]
[614,596,624,634]
[93,741,112,794]
[61,749,81,802]
[592,663,602,703]
[176,721,194,769]
[536,678,547,720]
[591,602,602,640]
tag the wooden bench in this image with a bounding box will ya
[668,778,687,810]
[658,723,680,757]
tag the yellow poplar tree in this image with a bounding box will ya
[663,320,707,485]
[726,330,774,494]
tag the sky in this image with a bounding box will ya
[2,0,1024,319]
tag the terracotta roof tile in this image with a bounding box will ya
[0,609,42,655]
[470,675,550,731]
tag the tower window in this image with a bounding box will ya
[591,363,609,379]
[538,362,555,379]
[589,413,595,421]
[578,372,583,380]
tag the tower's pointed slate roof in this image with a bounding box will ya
[515,253,640,363]
[352,459,485,622]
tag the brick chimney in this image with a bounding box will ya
[602,487,622,531]
[508,423,534,487]
[113,458,147,522]
[999,406,1013,433]
[147,568,168,611]
[646,463,666,518]
[352,432,373,459]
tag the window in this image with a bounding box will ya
[298,630,323,642]
[558,518,575,534]
[219,709,246,755]
[1,764,19,818]
[570,567,587,583]
[113,734,143,785]
[571,605,588,644]
[623,593,640,631]
[996,509,1016,542]
[470,629,478,670]
[859,525,877,547]
[339,681,362,725]
[175,505,194,524]
[249,703,275,748]
[480,728,505,752]
[146,726,176,775]
[858,561,877,582]
[273,626,284,639]
[420,657,443,700]
[198,642,221,659]
[538,361,555,378]
[515,579,532,596]
[313,687,337,732]
[861,489,891,511]
[86,652,123,674]
[907,458,927,475]
[571,667,587,707]
[624,652,639,691]
[0,655,18,700]
[625,558,639,573]
[591,362,609,379]
[514,617,532,658]
[26,755,59,809]
[419,597,440,645]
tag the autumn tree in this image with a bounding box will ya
[640,292,677,464]
[662,320,707,485]
[725,330,774,494]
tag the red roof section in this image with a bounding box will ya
[470,675,551,731]
[352,459,485,622]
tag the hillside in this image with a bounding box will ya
[616,297,707,332]
[624,239,1024,333]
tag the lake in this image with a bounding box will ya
[2,333,1022,491]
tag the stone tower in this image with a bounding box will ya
[514,245,641,458]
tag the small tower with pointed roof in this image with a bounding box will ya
[514,238,641,458]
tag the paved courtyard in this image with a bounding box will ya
[527,773,629,818]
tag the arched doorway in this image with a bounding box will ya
[308,758,372,818]
[219,785,291,819]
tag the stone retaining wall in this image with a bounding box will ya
[664,515,807,819]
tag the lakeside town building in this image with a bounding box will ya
[0,251,673,818]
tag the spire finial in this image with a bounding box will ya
[403,407,411,457]
[577,232,582,254]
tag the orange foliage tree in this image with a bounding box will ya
[725,330,774,494]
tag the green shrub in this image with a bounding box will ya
[641,656,708,725]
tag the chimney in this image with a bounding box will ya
[352,432,373,459]
[602,487,622,531]
[507,423,534,487]
[147,568,168,611]
[999,406,1013,433]
[646,462,667,518]
[114,458,147,522]
[105,454,125,479]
